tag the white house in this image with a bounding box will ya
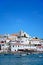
[0,40,9,53]
[30,38,41,45]
[17,30,31,44]
[0,30,43,53]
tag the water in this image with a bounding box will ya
[0,53,43,65]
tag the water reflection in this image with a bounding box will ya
[0,54,43,65]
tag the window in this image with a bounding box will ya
[15,50,16,51]
[2,44,4,46]
[18,45,19,47]
[21,41,24,43]
[13,45,14,47]
[17,41,20,43]
[1,41,4,43]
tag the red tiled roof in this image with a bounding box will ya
[6,38,12,40]
[11,42,29,46]
[31,38,41,41]
[11,43,24,46]
[11,34,18,36]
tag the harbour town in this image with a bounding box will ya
[0,30,43,54]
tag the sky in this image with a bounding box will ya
[0,0,43,38]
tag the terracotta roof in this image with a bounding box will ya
[6,38,12,40]
[31,38,41,41]
[11,42,29,46]
[11,43,24,46]
[11,34,18,36]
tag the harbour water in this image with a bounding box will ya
[0,53,43,65]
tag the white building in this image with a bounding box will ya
[0,41,9,53]
[30,38,41,45]
[0,30,43,53]
[17,30,31,44]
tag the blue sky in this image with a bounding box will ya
[0,0,43,38]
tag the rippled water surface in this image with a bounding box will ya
[0,53,43,65]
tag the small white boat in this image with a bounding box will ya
[39,55,42,58]
[27,53,30,55]
[20,54,26,56]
